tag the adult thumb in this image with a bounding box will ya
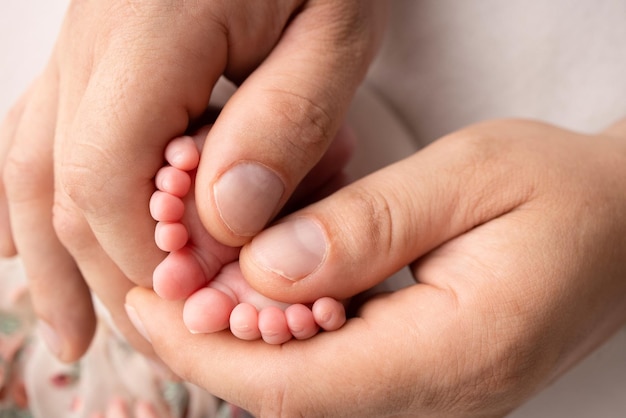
[239,121,535,303]
[194,1,388,247]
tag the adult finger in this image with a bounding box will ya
[195,0,388,246]
[54,5,229,286]
[44,10,158,357]
[127,179,626,417]
[128,119,626,416]
[3,70,96,362]
[238,120,541,303]
[126,284,462,417]
[48,0,311,355]
[129,272,550,417]
[55,1,310,287]
[0,86,33,256]
[52,197,155,358]
[282,122,356,214]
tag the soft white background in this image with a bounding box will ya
[1,1,624,417]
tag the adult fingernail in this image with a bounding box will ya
[214,162,284,236]
[37,320,62,358]
[250,217,327,281]
[124,304,151,343]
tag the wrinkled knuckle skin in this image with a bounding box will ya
[3,148,50,202]
[266,87,335,165]
[349,185,394,253]
[52,195,91,252]
[442,128,502,169]
[291,94,334,149]
[58,161,104,213]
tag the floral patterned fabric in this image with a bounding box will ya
[0,257,245,418]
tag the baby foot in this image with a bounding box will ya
[150,129,346,344]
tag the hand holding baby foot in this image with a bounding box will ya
[150,130,345,344]
[129,119,626,416]
[0,0,385,360]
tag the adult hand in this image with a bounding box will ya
[0,0,386,361]
[127,119,626,416]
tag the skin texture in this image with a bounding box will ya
[2,2,626,415]
[151,131,346,343]
[0,0,387,361]
[127,119,626,417]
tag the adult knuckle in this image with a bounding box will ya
[341,184,395,257]
[58,152,112,213]
[437,125,512,220]
[52,195,90,250]
[445,118,530,163]
[442,125,502,169]
[58,163,91,208]
[442,119,539,221]
[267,86,333,154]
[3,147,49,201]
[316,0,379,57]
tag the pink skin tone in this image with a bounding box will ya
[150,128,345,344]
